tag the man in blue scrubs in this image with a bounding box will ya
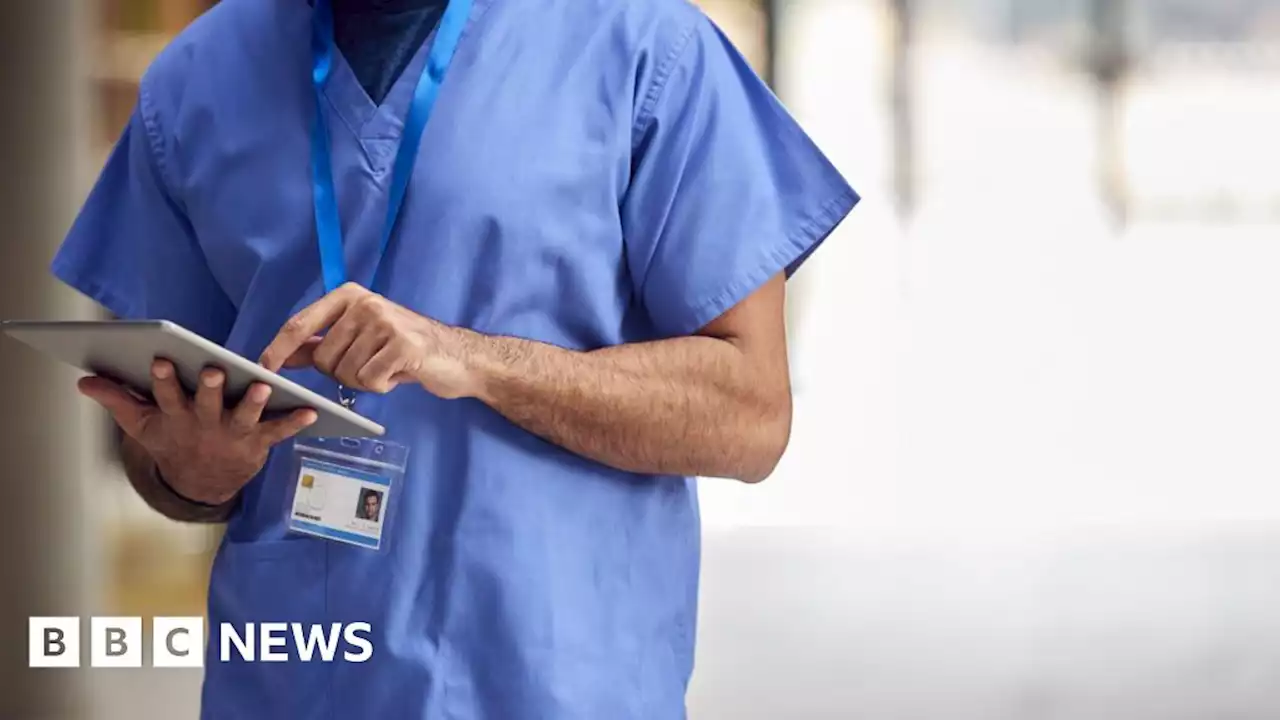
[54,0,858,717]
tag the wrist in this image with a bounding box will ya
[153,461,237,509]
[457,330,508,404]
[417,325,505,402]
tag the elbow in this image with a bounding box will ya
[737,392,793,485]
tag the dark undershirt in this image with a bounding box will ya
[331,0,447,105]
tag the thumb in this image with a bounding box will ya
[78,376,154,439]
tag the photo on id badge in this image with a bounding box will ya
[289,437,408,550]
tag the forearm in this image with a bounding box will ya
[257,278,793,481]
[467,332,792,482]
[119,435,237,523]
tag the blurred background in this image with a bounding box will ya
[3,0,1280,718]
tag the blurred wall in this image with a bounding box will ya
[691,1,1280,718]
[0,2,98,719]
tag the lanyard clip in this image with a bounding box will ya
[337,385,358,411]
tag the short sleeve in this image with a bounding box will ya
[50,99,236,344]
[622,14,859,338]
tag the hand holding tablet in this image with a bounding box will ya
[0,319,385,438]
[79,358,319,506]
[1,319,391,508]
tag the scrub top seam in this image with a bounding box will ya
[48,259,141,322]
[320,82,370,146]
[667,186,859,337]
[630,15,700,148]
[136,83,182,206]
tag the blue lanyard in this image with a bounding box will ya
[310,0,473,294]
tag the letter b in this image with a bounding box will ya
[29,617,80,668]
[91,617,142,667]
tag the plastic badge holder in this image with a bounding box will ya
[288,436,409,551]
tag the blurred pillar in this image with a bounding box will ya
[1088,0,1131,227]
[889,0,915,220]
[766,0,810,363]
[0,1,95,718]
[762,0,779,88]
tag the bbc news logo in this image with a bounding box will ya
[30,617,374,667]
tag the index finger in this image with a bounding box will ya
[259,286,358,372]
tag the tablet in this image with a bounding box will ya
[1,319,384,438]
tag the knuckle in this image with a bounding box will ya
[342,368,364,389]
[229,408,254,429]
[330,365,348,384]
[354,365,377,387]
[282,316,308,336]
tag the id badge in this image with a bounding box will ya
[289,436,408,550]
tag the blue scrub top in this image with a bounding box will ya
[52,0,858,717]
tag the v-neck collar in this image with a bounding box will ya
[324,29,431,141]
[315,0,494,143]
